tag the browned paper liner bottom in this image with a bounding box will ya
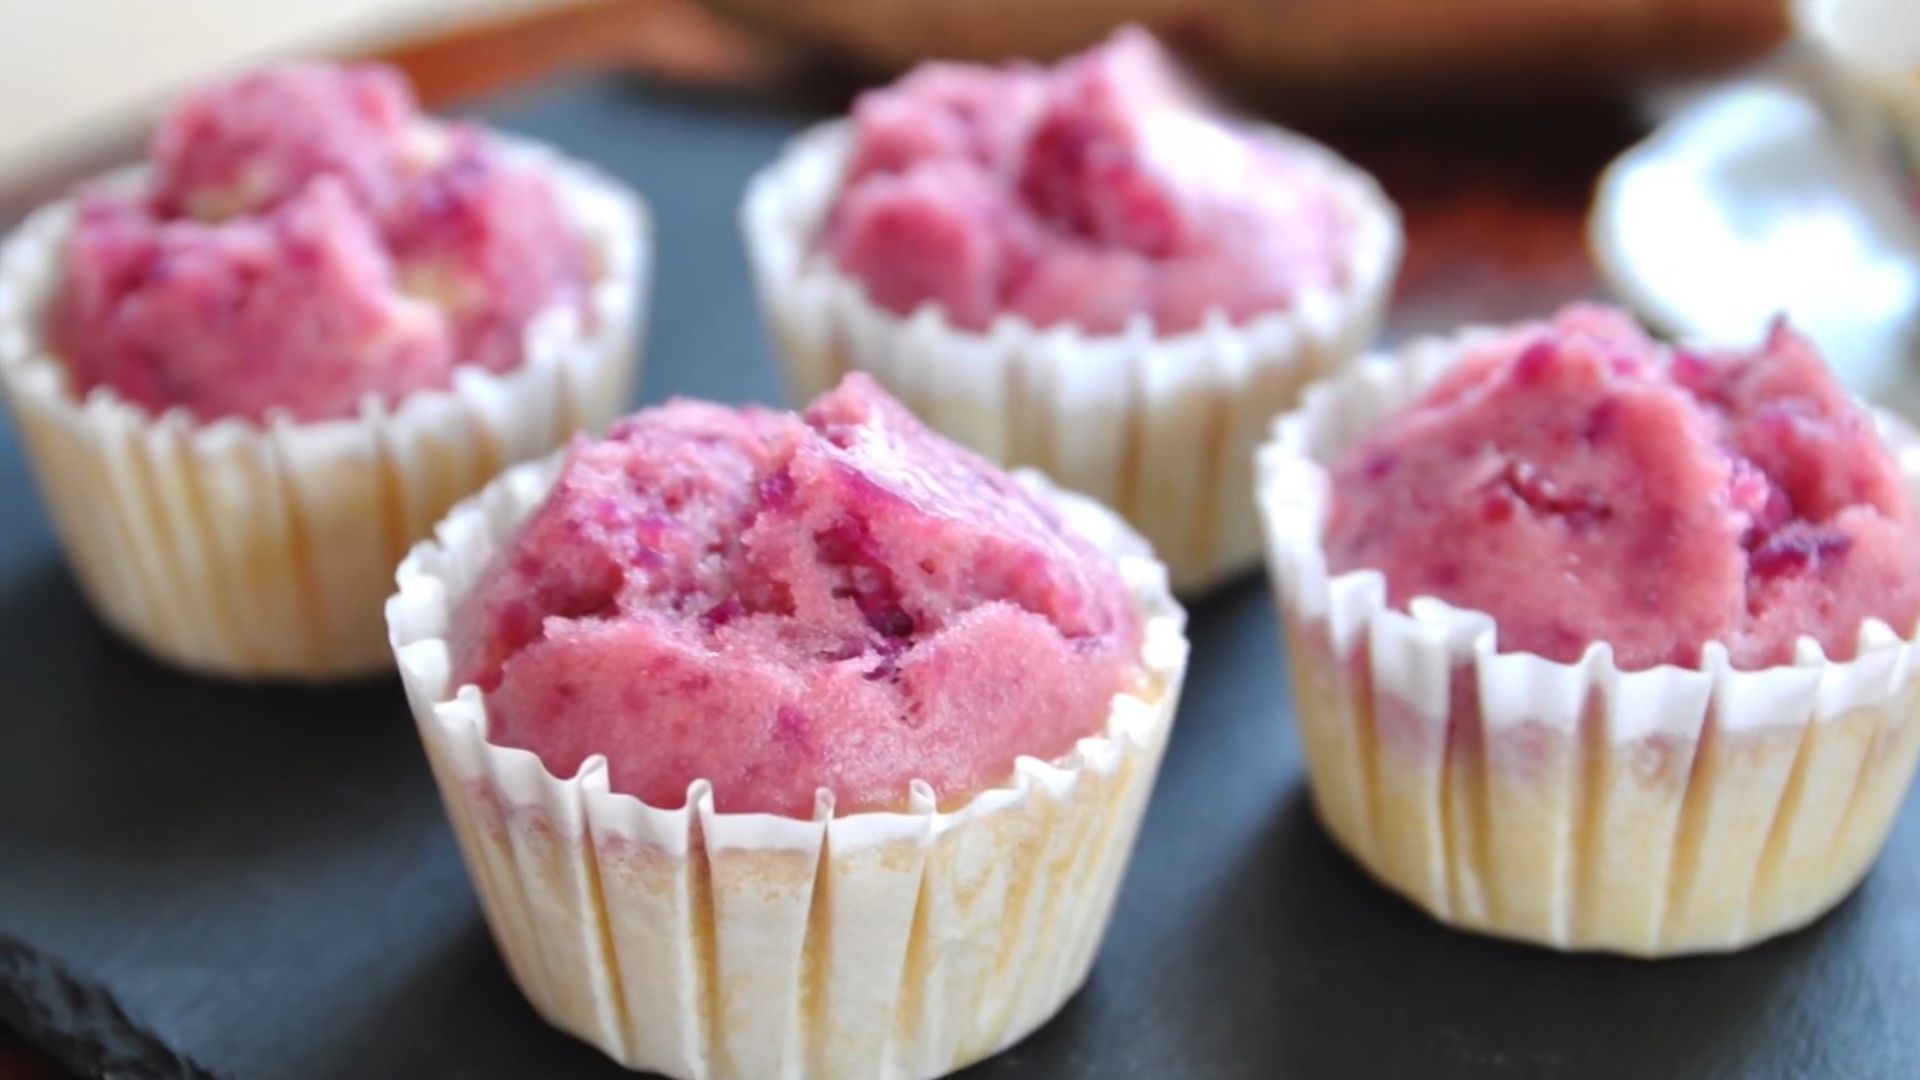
[0,135,649,680]
[742,121,1401,596]
[389,456,1189,1079]
[1259,327,1920,955]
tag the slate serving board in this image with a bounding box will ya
[2,74,1916,1080]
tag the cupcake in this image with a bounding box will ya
[0,62,649,679]
[387,374,1187,1077]
[743,27,1400,594]
[1258,305,1920,955]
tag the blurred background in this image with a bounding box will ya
[0,0,1820,363]
[0,0,1789,186]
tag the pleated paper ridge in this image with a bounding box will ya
[1257,326,1920,955]
[387,456,1190,1079]
[740,120,1402,596]
[0,134,650,679]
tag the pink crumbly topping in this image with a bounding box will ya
[53,62,586,424]
[1325,305,1920,671]
[385,131,588,376]
[150,62,420,221]
[54,181,452,423]
[449,375,1146,817]
[821,28,1352,335]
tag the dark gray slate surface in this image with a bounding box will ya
[1,74,1916,1080]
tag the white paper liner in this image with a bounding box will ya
[0,133,650,680]
[741,120,1401,596]
[1256,325,1920,955]
[387,456,1189,1079]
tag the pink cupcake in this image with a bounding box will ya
[389,374,1187,1077]
[0,62,649,678]
[743,28,1400,594]
[1259,305,1920,954]
[389,372,1182,1076]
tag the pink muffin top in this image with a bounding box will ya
[51,62,586,423]
[149,62,422,221]
[821,28,1352,335]
[1324,305,1920,671]
[450,374,1146,817]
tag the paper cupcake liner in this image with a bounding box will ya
[741,120,1401,595]
[1257,327,1920,956]
[387,455,1188,1080]
[0,134,650,680]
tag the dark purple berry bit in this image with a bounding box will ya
[1510,338,1556,385]
[701,596,743,629]
[758,467,796,509]
[1495,461,1613,531]
[867,604,916,639]
[815,518,917,639]
[1750,529,1851,578]
[1582,398,1618,444]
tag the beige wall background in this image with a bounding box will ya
[0,0,564,185]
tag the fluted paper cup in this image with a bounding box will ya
[742,120,1400,596]
[387,455,1188,1079]
[0,134,649,680]
[1257,328,1920,956]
